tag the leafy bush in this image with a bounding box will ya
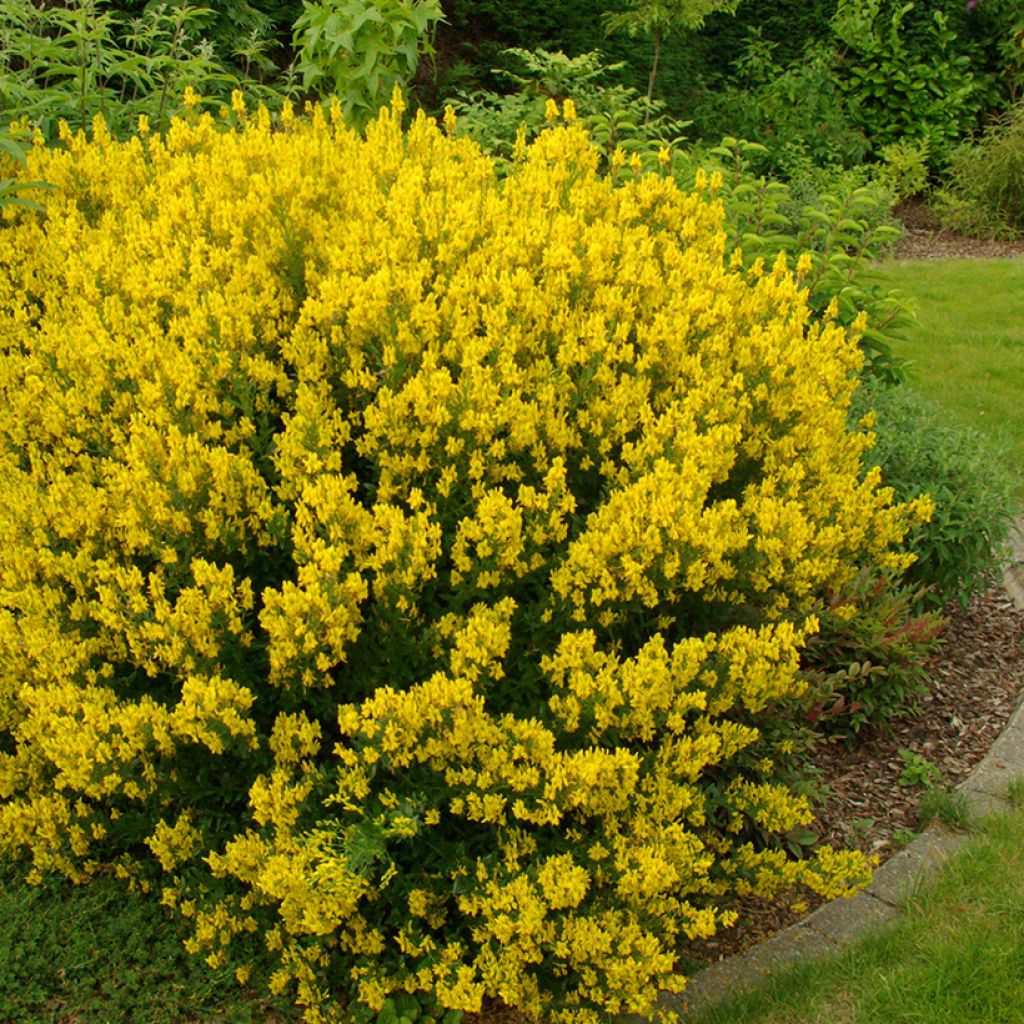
[691,35,870,178]
[0,100,926,1022]
[851,380,1017,609]
[601,0,740,113]
[833,0,984,165]
[801,569,944,734]
[447,48,690,175]
[933,100,1024,238]
[673,140,910,383]
[0,0,291,139]
[294,0,444,127]
[876,138,931,201]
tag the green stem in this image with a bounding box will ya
[79,9,88,129]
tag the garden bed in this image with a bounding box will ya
[892,199,1024,260]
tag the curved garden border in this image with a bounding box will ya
[641,521,1024,1021]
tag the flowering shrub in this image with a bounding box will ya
[0,97,927,1022]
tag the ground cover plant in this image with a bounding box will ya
[0,859,287,1023]
[0,98,931,1023]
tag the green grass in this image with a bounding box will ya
[690,808,1024,1024]
[0,862,289,1024]
[868,258,1024,495]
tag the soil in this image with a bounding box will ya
[691,585,1024,964]
[889,198,1024,260]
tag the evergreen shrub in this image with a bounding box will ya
[0,98,926,1022]
[851,379,1017,609]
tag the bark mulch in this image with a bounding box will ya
[889,199,1023,260]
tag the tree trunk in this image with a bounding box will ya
[645,27,662,126]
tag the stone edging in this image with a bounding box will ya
[649,520,1024,1021]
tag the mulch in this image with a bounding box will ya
[692,584,1024,964]
[889,198,1024,260]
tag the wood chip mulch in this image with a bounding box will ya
[889,198,1024,260]
[693,585,1024,964]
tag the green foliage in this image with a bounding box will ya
[680,139,910,382]
[0,860,288,1023]
[800,570,944,733]
[602,0,740,112]
[851,379,1018,609]
[890,825,918,848]
[692,35,870,177]
[354,993,464,1024]
[602,0,739,38]
[876,138,931,200]
[933,100,1024,238]
[293,0,444,126]
[834,1,984,165]
[447,48,689,173]
[0,0,287,139]
[897,747,942,789]
[0,127,54,214]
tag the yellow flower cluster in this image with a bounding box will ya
[0,96,927,1022]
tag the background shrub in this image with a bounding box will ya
[851,379,1017,609]
[447,49,690,174]
[933,100,1024,238]
[0,0,291,139]
[0,103,925,1022]
[832,1,984,166]
[294,0,445,127]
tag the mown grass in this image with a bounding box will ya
[691,805,1024,1024]
[868,258,1024,497]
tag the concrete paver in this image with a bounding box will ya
[803,890,899,944]
[863,830,969,906]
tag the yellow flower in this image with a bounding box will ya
[0,95,916,1024]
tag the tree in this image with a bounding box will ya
[603,0,740,120]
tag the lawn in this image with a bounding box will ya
[868,258,1024,498]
